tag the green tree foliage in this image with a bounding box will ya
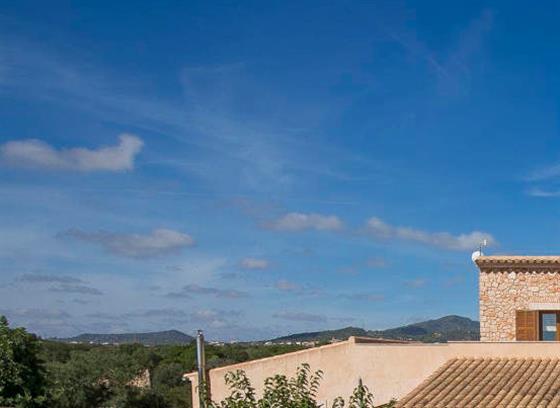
[0,316,47,407]
[206,364,396,408]
[37,340,302,407]
[109,387,170,408]
[44,343,169,408]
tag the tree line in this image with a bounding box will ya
[0,316,302,407]
[1,317,394,407]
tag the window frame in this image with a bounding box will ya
[539,310,560,341]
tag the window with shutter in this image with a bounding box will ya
[516,310,538,341]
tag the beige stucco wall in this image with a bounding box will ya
[186,338,560,407]
[479,269,560,341]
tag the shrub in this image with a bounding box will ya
[205,363,395,408]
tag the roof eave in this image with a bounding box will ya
[475,256,560,270]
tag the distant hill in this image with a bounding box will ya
[272,327,369,343]
[369,315,480,342]
[54,329,194,345]
[269,315,480,343]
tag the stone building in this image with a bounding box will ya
[476,256,560,341]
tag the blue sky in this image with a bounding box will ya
[2,0,560,341]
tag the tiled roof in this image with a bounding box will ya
[475,255,560,266]
[396,358,560,408]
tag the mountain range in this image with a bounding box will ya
[54,329,194,345]
[52,315,479,345]
[269,315,480,343]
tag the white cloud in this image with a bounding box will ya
[60,228,195,258]
[365,217,496,251]
[267,212,343,231]
[0,134,143,172]
[240,257,269,270]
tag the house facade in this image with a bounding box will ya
[477,256,560,341]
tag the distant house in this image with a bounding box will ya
[186,255,560,407]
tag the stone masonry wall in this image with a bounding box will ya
[480,269,560,341]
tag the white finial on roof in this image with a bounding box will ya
[472,239,488,262]
[471,250,483,262]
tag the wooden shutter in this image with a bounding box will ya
[516,310,538,341]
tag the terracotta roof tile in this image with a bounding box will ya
[396,358,560,408]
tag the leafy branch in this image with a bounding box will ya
[206,364,396,408]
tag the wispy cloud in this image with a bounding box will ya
[526,187,560,197]
[240,257,269,270]
[59,228,195,258]
[122,308,189,319]
[88,308,245,336]
[337,257,388,276]
[272,311,354,324]
[219,272,241,280]
[0,134,143,172]
[365,217,496,251]
[525,158,560,182]
[1,308,72,320]
[272,311,327,323]
[49,283,103,295]
[166,284,248,299]
[404,278,427,288]
[267,212,343,231]
[15,273,103,295]
[273,280,324,298]
[18,273,83,284]
[388,9,493,97]
[337,266,360,276]
[274,279,301,292]
[340,292,385,302]
[0,37,365,194]
[189,309,244,328]
[443,274,466,287]
[366,257,388,268]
